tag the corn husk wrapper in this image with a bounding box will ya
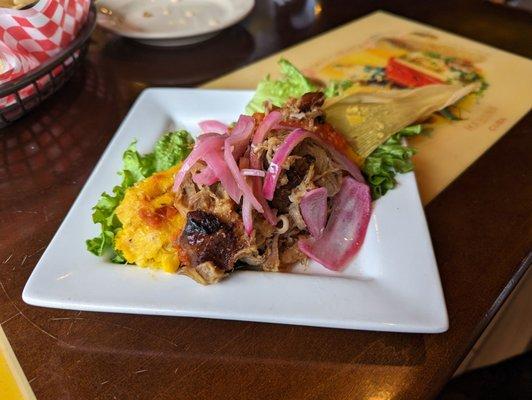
[324,83,479,160]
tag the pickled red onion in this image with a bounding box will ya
[298,177,371,271]
[224,115,263,213]
[262,129,312,201]
[248,111,282,225]
[239,157,254,236]
[224,143,263,213]
[203,150,241,204]
[173,135,224,192]
[199,120,227,134]
[250,110,282,168]
[192,166,218,186]
[227,115,255,160]
[300,187,328,238]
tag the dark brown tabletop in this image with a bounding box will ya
[1,1,531,399]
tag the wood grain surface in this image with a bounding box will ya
[0,1,531,399]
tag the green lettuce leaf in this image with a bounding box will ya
[154,130,195,171]
[86,130,193,262]
[362,124,424,200]
[245,59,351,114]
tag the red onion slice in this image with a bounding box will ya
[262,128,365,201]
[173,135,225,192]
[242,196,253,236]
[298,177,372,271]
[192,166,218,186]
[300,187,328,238]
[203,150,242,204]
[224,143,263,213]
[250,110,282,167]
[197,132,227,142]
[239,157,254,236]
[319,142,365,183]
[223,115,263,213]
[253,179,278,225]
[247,111,283,225]
[274,124,364,183]
[199,120,228,134]
[227,115,255,160]
[262,128,312,201]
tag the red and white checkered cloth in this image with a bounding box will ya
[0,0,90,106]
[1,0,90,63]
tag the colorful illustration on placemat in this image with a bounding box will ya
[308,31,489,122]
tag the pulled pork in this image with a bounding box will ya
[174,92,345,284]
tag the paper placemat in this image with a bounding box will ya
[204,11,532,204]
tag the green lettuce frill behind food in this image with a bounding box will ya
[362,125,424,199]
[245,58,352,114]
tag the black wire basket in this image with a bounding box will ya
[0,3,96,129]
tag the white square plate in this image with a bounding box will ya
[23,88,448,333]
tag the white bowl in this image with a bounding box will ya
[97,0,254,46]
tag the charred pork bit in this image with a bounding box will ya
[297,91,325,112]
[179,210,238,275]
[279,91,326,128]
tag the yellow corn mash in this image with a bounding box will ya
[115,164,184,273]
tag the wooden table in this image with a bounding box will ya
[1,1,531,399]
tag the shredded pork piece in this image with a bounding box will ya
[280,241,306,266]
[280,91,325,130]
[180,261,225,285]
[262,235,280,272]
[254,218,276,249]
